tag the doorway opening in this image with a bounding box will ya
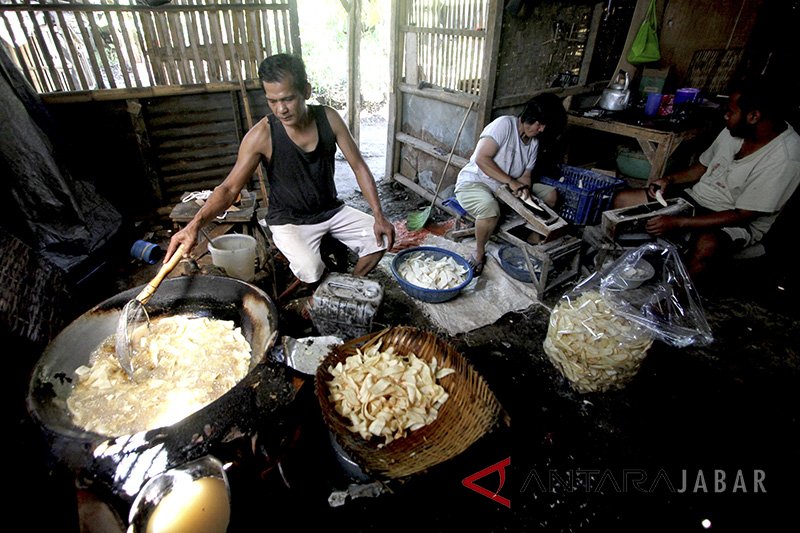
[297,0,390,197]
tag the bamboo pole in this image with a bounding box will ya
[102,7,130,88]
[261,8,273,56]
[183,9,204,83]
[155,11,180,83]
[270,4,282,53]
[85,9,116,88]
[131,12,156,86]
[0,12,37,88]
[234,9,252,78]
[73,9,104,89]
[41,9,75,91]
[249,6,264,65]
[167,10,191,83]
[138,10,166,85]
[55,9,89,89]
[26,9,63,90]
[192,0,219,80]
[208,8,229,80]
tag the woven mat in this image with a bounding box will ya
[0,227,68,344]
[380,234,543,335]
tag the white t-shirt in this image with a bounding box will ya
[455,115,538,193]
[688,124,800,244]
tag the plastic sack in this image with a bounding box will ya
[543,242,712,393]
[627,0,661,64]
[598,242,713,348]
[543,288,654,393]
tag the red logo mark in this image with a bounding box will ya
[462,456,511,508]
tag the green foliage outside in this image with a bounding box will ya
[297,0,390,114]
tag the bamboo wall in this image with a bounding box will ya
[402,0,488,95]
[0,0,300,93]
[493,2,595,112]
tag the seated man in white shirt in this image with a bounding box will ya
[612,78,800,280]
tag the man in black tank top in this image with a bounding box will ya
[165,54,395,289]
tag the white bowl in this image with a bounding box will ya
[615,259,655,289]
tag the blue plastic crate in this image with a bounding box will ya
[540,165,625,225]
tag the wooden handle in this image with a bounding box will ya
[429,101,474,207]
[135,243,185,305]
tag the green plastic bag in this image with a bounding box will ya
[627,0,660,64]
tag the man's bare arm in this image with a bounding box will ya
[164,120,269,261]
[646,208,759,236]
[647,161,708,199]
[326,107,395,249]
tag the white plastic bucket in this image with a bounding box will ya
[208,234,257,282]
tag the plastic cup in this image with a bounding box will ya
[644,92,662,116]
[130,240,164,264]
[208,234,257,282]
[674,88,700,105]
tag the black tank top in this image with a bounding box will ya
[265,105,343,225]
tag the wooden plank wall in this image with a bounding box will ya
[0,0,299,93]
[145,92,242,204]
[44,85,270,216]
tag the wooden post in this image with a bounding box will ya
[346,0,361,145]
[385,0,404,183]
[478,0,503,139]
[287,0,302,56]
[127,98,162,205]
[579,2,604,85]
[404,31,418,86]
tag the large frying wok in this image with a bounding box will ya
[26,275,295,502]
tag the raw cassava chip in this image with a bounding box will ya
[327,342,454,446]
[543,290,653,393]
[398,252,468,290]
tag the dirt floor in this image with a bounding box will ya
[12,175,800,532]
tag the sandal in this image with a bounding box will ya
[467,254,485,277]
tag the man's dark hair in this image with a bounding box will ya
[731,77,787,122]
[258,54,308,93]
[519,93,567,133]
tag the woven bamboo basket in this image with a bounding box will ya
[315,326,502,479]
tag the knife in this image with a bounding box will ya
[652,185,667,207]
[523,195,546,213]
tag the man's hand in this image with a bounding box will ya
[509,180,530,200]
[164,225,197,264]
[645,215,686,236]
[647,177,671,200]
[373,214,395,251]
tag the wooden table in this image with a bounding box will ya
[567,114,708,182]
[168,189,270,276]
[169,189,257,224]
